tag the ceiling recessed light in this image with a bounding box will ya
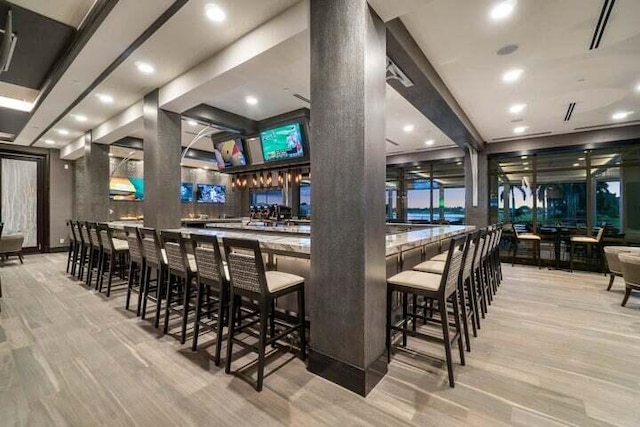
[524,166,529,170]
[502,68,523,83]
[521,155,528,159]
[403,124,414,133]
[573,163,580,167]
[578,157,585,161]
[635,83,640,92]
[109,153,114,157]
[57,129,69,136]
[205,3,226,22]
[456,161,463,166]
[425,139,435,146]
[245,96,258,105]
[509,103,526,114]
[612,111,633,120]
[187,120,197,126]
[522,161,528,165]
[96,93,114,104]
[44,139,55,145]
[135,61,155,74]
[513,126,527,134]
[490,0,516,21]
[72,114,87,122]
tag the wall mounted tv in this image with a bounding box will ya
[213,138,247,170]
[180,182,194,202]
[110,177,144,201]
[196,184,226,204]
[260,122,304,162]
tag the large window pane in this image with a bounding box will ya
[537,152,587,227]
[250,190,283,206]
[407,179,433,221]
[300,182,311,218]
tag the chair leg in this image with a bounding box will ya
[411,294,418,332]
[66,245,73,273]
[106,253,115,297]
[225,291,236,374]
[192,282,203,351]
[163,274,174,335]
[401,291,408,348]
[439,297,455,388]
[86,248,94,287]
[125,261,135,310]
[386,285,393,363]
[452,291,466,366]
[470,274,481,329]
[570,242,575,272]
[269,300,276,349]
[298,286,306,360]
[154,268,164,329]
[621,287,632,307]
[214,285,226,366]
[607,274,615,291]
[136,261,146,317]
[180,278,191,344]
[141,266,151,320]
[256,303,268,392]
[458,282,471,352]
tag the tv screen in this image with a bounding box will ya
[260,122,304,162]
[196,184,226,204]
[214,139,247,170]
[181,182,193,202]
[110,177,144,201]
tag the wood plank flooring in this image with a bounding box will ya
[0,254,638,426]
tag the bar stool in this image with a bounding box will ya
[66,220,78,274]
[412,233,475,351]
[97,224,129,297]
[70,221,83,278]
[570,227,605,272]
[140,227,167,328]
[86,222,103,288]
[77,222,91,281]
[190,234,230,365]
[620,253,640,307]
[386,234,466,388]
[473,228,488,317]
[125,226,145,315]
[223,238,306,392]
[161,230,198,344]
[511,224,541,268]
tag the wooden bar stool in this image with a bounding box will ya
[70,221,83,278]
[140,228,167,328]
[386,234,466,388]
[97,224,129,297]
[77,222,91,282]
[223,238,306,392]
[161,230,198,344]
[570,227,605,272]
[190,234,230,365]
[86,222,103,288]
[125,226,145,315]
[511,224,541,268]
[66,220,78,274]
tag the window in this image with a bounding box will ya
[300,181,311,218]
[385,181,398,220]
[407,180,433,221]
[250,189,283,206]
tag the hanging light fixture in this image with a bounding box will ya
[252,174,257,187]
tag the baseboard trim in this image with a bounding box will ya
[307,348,387,396]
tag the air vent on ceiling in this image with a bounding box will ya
[293,93,310,104]
[564,102,577,121]
[589,0,616,50]
[491,131,553,141]
[386,138,399,146]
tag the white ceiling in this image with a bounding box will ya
[402,0,640,142]
[32,0,299,149]
[9,0,96,27]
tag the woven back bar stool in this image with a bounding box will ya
[66,220,79,274]
[70,221,84,278]
[190,234,230,365]
[223,237,306,392]
[570,227,605,272]
[140,227,167,328]
[86,222,103,288]
[97,223,129,297]
[473,228,488,317]
[387,234,467,387]
[161,230,198,344]
[125,226,145,315]
[77,221,92,281]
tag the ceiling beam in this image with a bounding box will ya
[182,104,258,134]
[386,18,484,152]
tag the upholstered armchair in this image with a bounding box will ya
[0,234,25,264]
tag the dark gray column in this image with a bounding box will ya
[143,89,182,229]
[308,0,387,396]
[73,132,109,221]
[465,148,489,227]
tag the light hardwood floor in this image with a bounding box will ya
[0,254,638,426]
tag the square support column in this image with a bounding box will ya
[73,132,109,221]
[143,89,182,229]
[464,148,489,227]
[308,0,387,396]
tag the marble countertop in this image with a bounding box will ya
[206,222,312,235]
[109,221,473,257]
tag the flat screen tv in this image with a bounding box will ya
[181,182,194,202]
[213,139,247,170]
[110,177,144,201]
[196,184,226,204]
[260,122,304,162]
